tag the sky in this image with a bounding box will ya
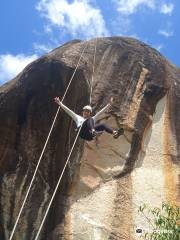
[0,0,179,85]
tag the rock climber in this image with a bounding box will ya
[54,97,124,141]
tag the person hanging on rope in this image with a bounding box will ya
[54,97,124,141]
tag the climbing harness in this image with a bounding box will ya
[9,42,88,240]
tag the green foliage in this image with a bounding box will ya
[138,202,180,240]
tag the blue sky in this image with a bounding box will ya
[0,0,179,84]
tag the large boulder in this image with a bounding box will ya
[0,37,179,239]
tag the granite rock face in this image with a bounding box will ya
[0,37,179,239]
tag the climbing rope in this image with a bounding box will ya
[9,42,88,240]
[90,38,98,104]
[34,39,99,240]
[34,125,83,240]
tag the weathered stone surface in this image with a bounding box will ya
[0,37,179,239]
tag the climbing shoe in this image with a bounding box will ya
[113,128,124,139]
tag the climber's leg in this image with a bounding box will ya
[79,119,124,141]
[95,123,124,139]
[94,123,113,134]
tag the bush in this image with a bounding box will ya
[138,202,180,240]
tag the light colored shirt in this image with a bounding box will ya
[58,102,110,128]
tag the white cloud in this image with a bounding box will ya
[0,54,37,84]
[160,3,174,15]
[158,29,173,37]
[154,44,164,51]
[36,0,109,38]
[115,0,155,15]
[33,43,53,54]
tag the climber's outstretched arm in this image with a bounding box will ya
[93,103,110,121]
[93,97,113,122]
[54,97,83,125]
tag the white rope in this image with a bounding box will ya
[9,42,88,240]
[90,38,98,104]
[34,39,99,240]
[34,125,83,240]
